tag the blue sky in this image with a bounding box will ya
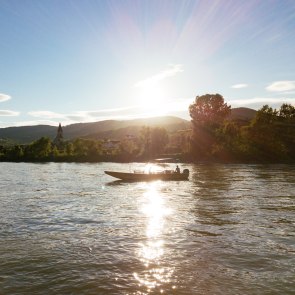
[0,0,295,127]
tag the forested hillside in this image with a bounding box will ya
[0,116,190,144]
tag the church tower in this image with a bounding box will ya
[53,123,63,147]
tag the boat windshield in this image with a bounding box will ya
[133,164,172,174]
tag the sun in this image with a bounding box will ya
[140,83,166,105]
[134,80,170,116]
[131,64,183,116]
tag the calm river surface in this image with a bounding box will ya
[0,162,294,295]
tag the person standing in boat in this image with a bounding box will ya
[175,165,180,173]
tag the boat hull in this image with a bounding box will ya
[104,171,189,181]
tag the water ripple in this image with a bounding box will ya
[0,163,294,294]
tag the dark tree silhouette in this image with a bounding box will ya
[189,94,231,159]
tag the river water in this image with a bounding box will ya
[0,162,294,295]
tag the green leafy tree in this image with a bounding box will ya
[251,105,278,125]
[215,121,241,158]
[168,130,191,154]
[189,94,231,127]
[26,137,52,160]
[87,140,102,160]
[65,142,74,156]
[246,105,287,161]
[139,126,151,157]
[279,103,295,120]
[119,138,139,160]
[51,146,60,159]
[150,127,169,156]
[278,104,295,158]
[72,138,88,157]
[7,145,24,160]
[139,126,169,158]
[71,138,103,160]
[189,94,231,159]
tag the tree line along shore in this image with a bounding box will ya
[0,94,294,163]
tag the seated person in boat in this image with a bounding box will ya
[175,165,180,173]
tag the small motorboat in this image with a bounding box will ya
[104,168,189,181]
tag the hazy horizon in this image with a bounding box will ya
[0,105,258,128]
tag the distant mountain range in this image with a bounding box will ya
[0,107,256,144]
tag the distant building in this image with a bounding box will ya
[125,134,137,141]
[53,123,64,147]
[102,139,120,151]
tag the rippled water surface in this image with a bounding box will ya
[0,162,294,294]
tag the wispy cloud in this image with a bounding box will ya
[28,111,65,119]
[28,107,138,121]
[26,98,192,125]
[74,99,191,121]
[27,109,139,124]
[0,93,11,102]
[0,110,20,116]
[229,97,295,109]
[65,108,156,122]
[231,84,248,89]
[266,81,295,92]
[0,120,61,128]
[134,64,183,88]
[85,106,137,117]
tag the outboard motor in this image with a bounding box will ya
[183,168,189,175]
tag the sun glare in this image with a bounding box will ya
[134,182,174,292]
[133,82,173,118]
[132,64,183,115]
[137,82,168,108]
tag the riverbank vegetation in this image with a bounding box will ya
[188,94,295,163]
[0,94,294,163]
[0,126,169,163]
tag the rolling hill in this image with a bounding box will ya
[229,107,257,122]
[0,116,191,144]
[0,108,256,145]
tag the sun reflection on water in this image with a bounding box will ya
[134,182,175,293]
